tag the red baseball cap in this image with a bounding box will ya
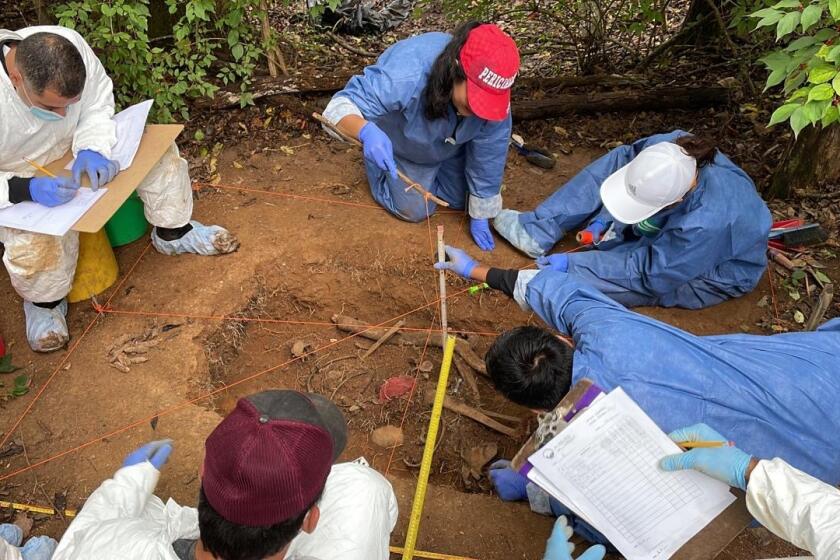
[202,390,348,526]
[459,24,520,121]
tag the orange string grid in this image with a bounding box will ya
[196,182,465,214]
[0,182,577,488]
[0,282,478,484]
[94,308,502,338]
[0,242,153,450]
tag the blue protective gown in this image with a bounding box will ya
[524,270,840,485]
[328,33,511,222]
[518,131,772,309]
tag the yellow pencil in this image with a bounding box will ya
[677,440,733,449]
[23,158,56,178]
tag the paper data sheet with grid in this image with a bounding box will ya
[528,388,735,560]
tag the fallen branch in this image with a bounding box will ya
[193,74,355,109]
[794,189,840,200]
[517,73,645,90]
[424,390,518,438]
[806,284,834,331]
[327,31,376,58]
[511,87,730,120]
[331,314,487,376]
[313,113,450,208]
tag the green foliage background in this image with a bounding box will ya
[54,0,268,121]
[752,0,840,134]
[48,0,840,136]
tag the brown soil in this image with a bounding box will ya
[0,134,820,559]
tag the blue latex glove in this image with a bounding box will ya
[433,245,478,278]
[72,149,119,191]
[488,459,528,501]
[536,253,569,272]
[358,122,397,179]
[470,218,495,251]
[20,535,58,560]
[659,424,752,490]
[29,176,79,207]
[543,516,607,560]
[585,219,606,238]
[123,439,174,470]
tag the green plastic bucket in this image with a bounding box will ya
[105,191,149,247]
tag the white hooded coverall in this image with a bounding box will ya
[0,26,193,303]
[51,460,399,560]
[747,458,840,559]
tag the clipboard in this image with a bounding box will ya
[513,379,752,559]
[41,124,183,233]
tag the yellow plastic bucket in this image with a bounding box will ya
[68,229,119,303]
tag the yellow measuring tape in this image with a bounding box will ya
[0,500,76,517]
[0,501,478,559]
[3,338,469,559]
[390,545,478,560]
[401,334,457,560]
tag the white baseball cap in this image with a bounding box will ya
[600,142,697,224]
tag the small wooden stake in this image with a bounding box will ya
[437,225,448,347]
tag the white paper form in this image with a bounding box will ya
[0,188,107,236]
[528,388,735,560]
[66,99,153,171]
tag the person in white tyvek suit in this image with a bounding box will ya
[0,26,239,353]
[660,423,840,559]
[52,390,398,560]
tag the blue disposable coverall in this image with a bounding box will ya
[521,270,840,485]
[517,270,840,545]
[515,131,772,309]
[325,33,511,222]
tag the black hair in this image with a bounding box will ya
[422,21,482,120]
[198,486,321,560]
[675,135,717,167]
[485,326,574,410]
[16,32,86,98]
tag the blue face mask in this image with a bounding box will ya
[18,82,65,121]
[29,106,65,121]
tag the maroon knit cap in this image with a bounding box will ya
[202,390,347,526]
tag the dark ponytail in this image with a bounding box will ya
[423,21,482,120]
[675,135,717,167]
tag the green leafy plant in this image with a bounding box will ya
[752,0,840,135]
[437,0,671,73]
[54,0,271,121]
[9,375,30,398]
[0,355,20,374]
